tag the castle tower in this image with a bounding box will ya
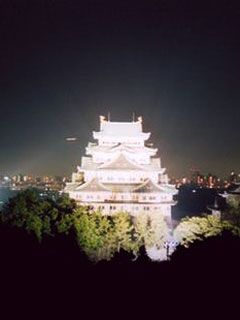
[65,116,177,219]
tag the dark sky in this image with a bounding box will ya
[0,0,240,178]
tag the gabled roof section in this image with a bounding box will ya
[86,143,157,155]
[160,184,178,195]
[64,182,80,192]
[98,153,145,170]
[109,143,157,154]
[75,178,110,192]
[133,179,165,193]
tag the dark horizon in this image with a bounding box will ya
[1,1,240,178]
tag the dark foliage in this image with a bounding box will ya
[1,190,239,316]
[0,224,239,318]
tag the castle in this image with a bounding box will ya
[65,116,177,221]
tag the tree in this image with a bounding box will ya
[135,213,169,249]
[173,215,230,247]
[148,213,169,249]
[73,208,116,261]
[112,212,138,254]
[134,212,150,247]
[73,210,141,262]
[1,189,77,241]
[221,197,240,236]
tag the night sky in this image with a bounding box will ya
[1,0,240,178]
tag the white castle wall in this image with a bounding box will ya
[71,201,172,217]
[69,190,173,205]
[84,170,160,184]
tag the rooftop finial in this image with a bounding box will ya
[99,115,106,123]
[132,112,135,122]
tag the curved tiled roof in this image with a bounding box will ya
[75,178,110,192]
[98,153,145,170]
[133,179,165,193]
[86,143,157,155]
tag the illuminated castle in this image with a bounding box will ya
[65,115,177,219]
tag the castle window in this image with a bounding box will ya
[149,196,156,200]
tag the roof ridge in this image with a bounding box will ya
[98,152,145,170]
[75,177,110,191]
[133,178,163,192]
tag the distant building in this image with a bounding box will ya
[223,183,240,206]
[65,116,177,219]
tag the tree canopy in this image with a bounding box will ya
[5,189,240,262]
[221,196,240,236]
[174,215,232,247]
[1,189,76,241]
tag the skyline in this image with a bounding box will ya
[1,1,240,177]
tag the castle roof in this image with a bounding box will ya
[93,119,150,140]
[75,178,110,192]
[64,182,80,192]
[98,153,145,171]
[103,183,138,193]
[78,154,164,172]
[100,121,143,136]
[133,179,165,193]
[86,143,157,155]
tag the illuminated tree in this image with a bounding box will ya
[135,213,169,249]
[112,212,137,253]
[134,212,150,247]
[73,208,116,261]
[148,213,169,249]
[174,215,230,247]
[73,210,140,261]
